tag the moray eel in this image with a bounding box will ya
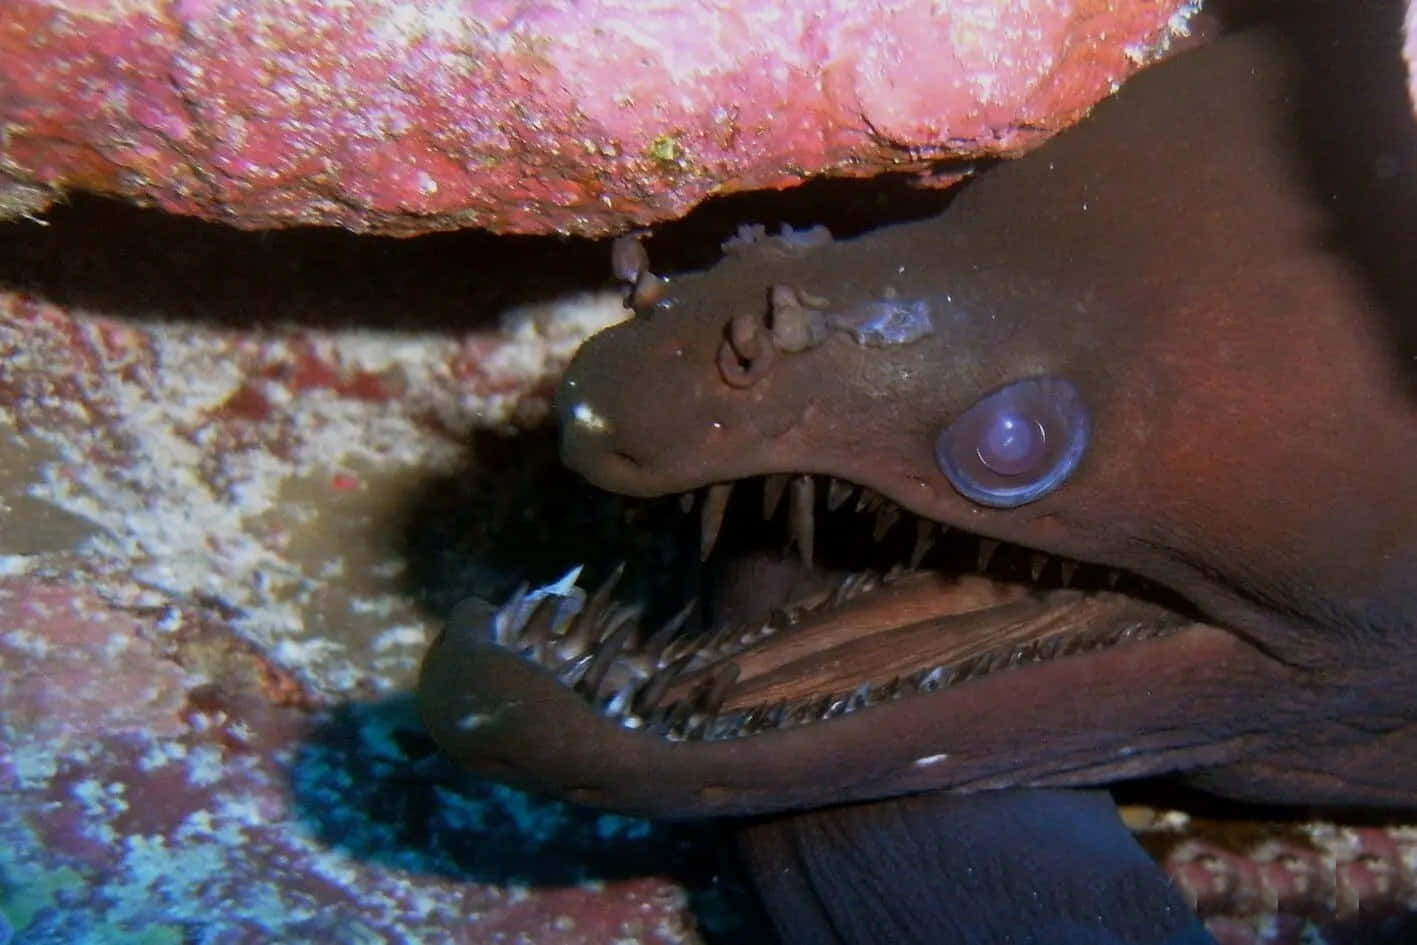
[421,4,1417,942]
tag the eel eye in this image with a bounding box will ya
[934,376,1090,508]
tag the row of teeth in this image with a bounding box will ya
[485,487,1155,743]
[637,618,1170,743]
[685,473,1123,588]
[489,562,883,726]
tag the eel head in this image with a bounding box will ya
[420,22,1417,817]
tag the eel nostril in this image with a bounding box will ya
[719,311,775,388]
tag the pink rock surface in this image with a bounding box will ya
[0,578,705,945]
[0,0,1197,235]
[0,274,742,943]
[1143,817,1417,944]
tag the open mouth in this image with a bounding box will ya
[480,472,1200,744]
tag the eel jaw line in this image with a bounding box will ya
[467,472,1206,746]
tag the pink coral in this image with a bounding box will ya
[0,0,1198,235]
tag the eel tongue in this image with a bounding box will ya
[658,571,1186,714]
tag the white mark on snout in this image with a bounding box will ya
[912,753,950,768]
[570,402,611,433]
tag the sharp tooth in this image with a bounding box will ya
[796,588,832,613]
[603,687,634,719]
[492,583,530,646]
[847,683,872,712]
[515,595,561,650]
[872,503,901,542]
[551,613,596,662]
[789,474,816,568]
[787,700,817,726]
[761,474,789,519]
[665,699,696,735]
[827,477,855,510]
[739,703,767,733]
[909,520,937,569]
[679,492,696,514]
[1030,553,1049,582]
[1059,560,1078,587]
[1105,568,1122,588]
[823,692,851,718]
[855,488,883,513]
[915,665,949,692]
[641,598,696,667]
[832,571,866,606]
[700,482,733,560]
[635,652,694,714]
[595,601,642,645]
[555,652,595,687]
[764,699,789,727]
[661,626,708,665]
[582,562,626,631]
[699,662,741,716]
[700,621,739,657]
[705,713,738,741]
[977,538,1000,571]
[581,605,642,702]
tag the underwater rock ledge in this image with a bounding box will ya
[0,0,1197,235]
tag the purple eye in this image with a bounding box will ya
[934,376,1089,508]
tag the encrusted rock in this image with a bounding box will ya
[0,0,1197,235]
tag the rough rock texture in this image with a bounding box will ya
[0,0,1198,236]
[0,204,756,945]
[1131,808,1417,944]
[0,579,729,945]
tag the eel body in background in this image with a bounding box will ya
[421,1,1417,941]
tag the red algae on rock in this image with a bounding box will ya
[0,0,1199,235]
[0,579,706,945]
[0,283,724,945]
